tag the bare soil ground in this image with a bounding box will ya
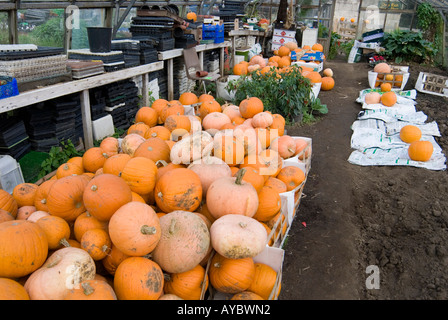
[279,57,448,300]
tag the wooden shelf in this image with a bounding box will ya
[0,61,164,149]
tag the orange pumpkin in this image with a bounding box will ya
[0,189,18,218]
[408,140,433,162]
[321,76,335,91]
[400,125,422,143]
[252,186,281,222]
[277,46,290,57]
[199,99,221,119]
[231,291,264,300]
[80,228,112,261]
[102,153,131,176]
[213,134,245,167]
[312,43,323,51]
[380,82,392,92]
[99,137,119,157]
[133,137,171,163]
[83,173,133,222]
[16,206,34,219]
[46,175,90,222]
[64,279,117,300]
[120,157,158,196]
[12,183,38,207]
[0,208,15,223]
[179,92,199,105]
[114,257,164,300]
[56,162,84,179]
[233,63,248,76]
[247,263,278,299]
[0,278,30,300]
[160,101,184,124]
[147,125,172,141]
[135,106,158,128]
[235,166,265,193]
[151,99,169,124]
[209,253,255,294]
[0,220,48,278]
[127,122,151,138]
[164,114,191,132]
[239,96,264,118]
[380,91,397,107]
[73,211,108,243]
[67,156,84,170]
[36,215,71,250]
[264,177,287,194]
[154,168,202,213]
[270,135,296,159]
[108,202,161,256]
[276,166,306,191]
[101,244,130,275]
[164,264,209,300]
[82,147,108,173]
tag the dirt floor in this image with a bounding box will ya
[279,57,448,300]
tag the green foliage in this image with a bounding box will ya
[381,29,436,64]
[31,17,64,47]
[226,66,327,123]
[38,140,82,179]
[328,32,341,59]
[417,2,442,33]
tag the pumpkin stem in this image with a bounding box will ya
[235,168,246,185]
[59,238,70,247]
[64,164,70,170]
[141,225,157,235]
[156,160,168,168]
[169,219,176,235]
[164,273,171,282]
[41,198,46,204]
[81,282,95,296]
[101,245,110,253]
[91,185,98,192]
[239,222,247,228]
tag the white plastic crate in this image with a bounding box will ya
[0,155,25,194]
[368,66,410,90]
[415,72,448,97]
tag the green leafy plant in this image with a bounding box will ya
[381,29,436,64]
[38,140,82,179]
[227,66,327,123]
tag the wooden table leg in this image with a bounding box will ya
[167,59,174,101]
[142,72,149,106]
[80,89,94,149]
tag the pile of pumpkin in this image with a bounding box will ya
[232,42,335,92]
[0,91,311,300]
[373,62,405,89]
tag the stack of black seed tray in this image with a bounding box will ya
[157,68,168,100]
[0,115,31,160]
[130,16,175,51]
[111,40,141,68]
[91,79,140,130]
[68,49,125,72]
[24,96,82,152]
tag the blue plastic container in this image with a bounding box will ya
[202,24,224,43]
[0,76,19,100]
